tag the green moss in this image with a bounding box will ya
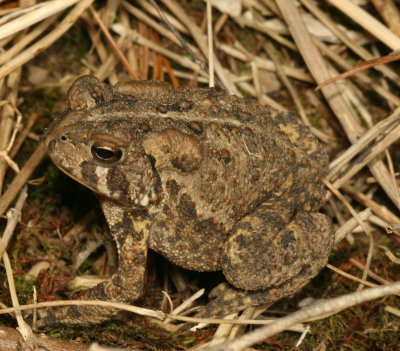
[104,321,118,331]
[14,276,36,305]
[182,336,197,345]
[48,330,62,338]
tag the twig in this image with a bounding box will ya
[206,0,214,87]
[342,185,400,224]
[120,9,141,81]
[160,0,237,94]
[229,307,257,340]
[0,300,163,320]
[1,187,30,340]
[122,1,182,47]
[0,187,27,258]
[0,143,47,218]
[371,0,400,36]
[236,81,286,111]
[275,0,360,139]
[147,0,203,72]
[324,179,374,289]
[300,0,400,83]
[101,0,120,28]
[207,312,238,346]
[89,5,138,80]
[0,0,95,80]
[234,15,297,51]
[350,258,393,285]
[95,33,129,82]
[379,245,400,264]
[328,0,400,50]
[164,288,204,325]
[331,123,400,194]
[127,0,312,85]
[111,24,207,76]
[316,51,400,91]
[218,43,313,82]
[0,0,80,41]
[328,107,400,177]
[0,69,22,194]
[0,300,310,327]
[81,12,118,82]
[135,0,189,34]
[3,252,32,341]
[9,113,39,158]
[197,282,400,351]
[0,15,59,66]
[385,306,400,318]
[327,264,377,289]
[334,208,372,243]
[313,38,400,106]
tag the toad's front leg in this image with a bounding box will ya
[38,201,150,328]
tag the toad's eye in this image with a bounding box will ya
[91,144,123,164]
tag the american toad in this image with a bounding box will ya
[42,75,333,327]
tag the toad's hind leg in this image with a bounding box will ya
[207,201,334,317]
[38,201,150,328]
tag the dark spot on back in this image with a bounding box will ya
[138,122,151,133]
[178,193,197,219]
[157,104,168,114]
[281,230,296,249]
[166,179,180,196]
[235,111,252,122]
[156,99,193,114]
[178,99,193,110]
[188,121,204,134]
[283,253,296,266]
[217,149,232,163]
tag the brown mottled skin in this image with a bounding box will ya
[42,75,334,327]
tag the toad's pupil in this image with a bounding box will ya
[92,146,122,161]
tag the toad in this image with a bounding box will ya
[42,75,333,327]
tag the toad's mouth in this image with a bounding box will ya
[51,160,100,194]
[45,147,99,194]
[50,157,150,209]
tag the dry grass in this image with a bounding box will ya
[0,0,399,350]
